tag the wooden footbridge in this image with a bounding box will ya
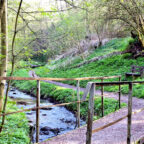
[0,76,144,144]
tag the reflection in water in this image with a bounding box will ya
[8,87,85,142]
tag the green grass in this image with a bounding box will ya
[45,37,134,69]
[86,37,133,60]
[35,37,135,77]
[0,100,30,144]
[35,37,144,98]
[12,69,126,120]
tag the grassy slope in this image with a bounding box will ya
[0,100,30,144]
[37,37,133,70]
[12,69,126,120]
[35,37,144,98]
[49,37,133,68]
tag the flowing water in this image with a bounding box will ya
[8,87,85,143]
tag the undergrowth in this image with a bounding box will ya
[0,100,30,144]
[12,69,126,120]
[35,38,144,98]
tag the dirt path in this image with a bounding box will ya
[29,71,144,144]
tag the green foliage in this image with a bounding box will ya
[38,37,133,70]
[0,100,30,144]
[12,69,126,120]
[35,38,144,98]
[30,8,87,62]
[86,37,133,60]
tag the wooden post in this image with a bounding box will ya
[36,80,40,143]
[118,77,121,108]
[101,79,104,117]
[127,83,133,144]
[76,80,80,128]
[86,83,95,144]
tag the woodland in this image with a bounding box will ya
[0,0,144,143]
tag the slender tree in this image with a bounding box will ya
[0,0,5,20]
[0,0,8,113]
[0,0,23,132]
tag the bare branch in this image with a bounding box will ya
[63,0,87,11]
[21,7,73,14]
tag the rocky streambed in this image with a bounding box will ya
[8,87,85,143]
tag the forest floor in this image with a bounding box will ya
[29,71,144,144]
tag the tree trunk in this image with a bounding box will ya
[0,0,8,113]
[138,18,144,48]
[138,33,144,48]
[0,0,5,20]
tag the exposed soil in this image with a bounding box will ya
[29,71,144,144]
[124,38,144,58]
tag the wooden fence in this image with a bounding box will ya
[85,81,144,144]
[0,75,121,143]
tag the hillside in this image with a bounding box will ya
[35,37,144,98]
[11,38,137,121]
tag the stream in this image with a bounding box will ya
[8,87,85,143]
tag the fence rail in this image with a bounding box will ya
[85,81,144,144]
[3,76,144,143]
[0,75,121,81]
[0,75,121,143]
[0,99,88,117]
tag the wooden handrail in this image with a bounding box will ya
[86,81,144,144]
[1,75,144,143]
[0,75,121,81]
[92,106,144,134]
[0,75,121,142]
[0,99,89,117]
[92,115,127,134]
[94,81,144,86]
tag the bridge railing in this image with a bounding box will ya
[85,81,144,144]
[0,75,121,143]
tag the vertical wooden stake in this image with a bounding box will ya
[119,77,121,108]
[127,83,133,144]
[36,80,40,143]
[101,79,104,117]
[86,83,95,144]
[76,80,80,128]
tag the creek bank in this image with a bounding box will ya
[8,86,85,143]
[10,83,78,116]
[0,98,30,144]
[11,80,83,117]
[13,68,127,120]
